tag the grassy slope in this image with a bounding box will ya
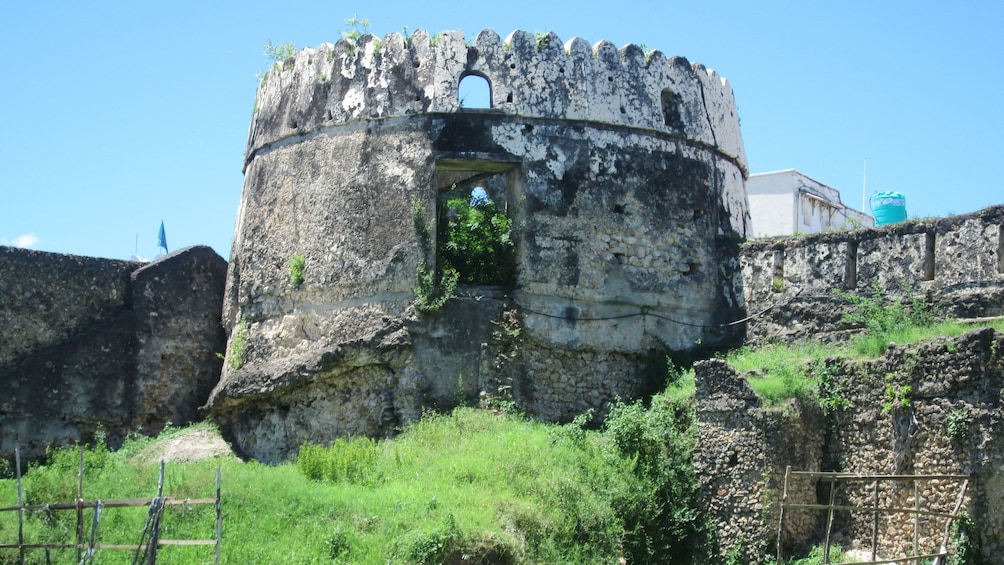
[1,408,678,564]
[2,311,999,564]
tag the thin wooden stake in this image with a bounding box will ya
[914,479,920,557]
[148,461,166,565]
[77,445,84,564]
[823,476,837,564]
[933,479,970,565]
[15,439,24,565]
[871,480,879,561]
[776,465,790,564]
[215,466,222,565]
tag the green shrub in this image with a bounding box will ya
[837,283,935,356]
[441,195,514,286]
[289,253,306,285]
[603,395,705,563]
[813,360,851,414]
[945,408,973,443]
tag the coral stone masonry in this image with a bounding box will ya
[206,29,750,460]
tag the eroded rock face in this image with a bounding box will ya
[0,246,227,464]
[209,28,750,461]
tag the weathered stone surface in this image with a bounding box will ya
[695,360,825,562]
[0,247,134,368]
[0,246,227,464]
[211,29,750,460]
[741,205,1004,343]
[694,329,1004,562]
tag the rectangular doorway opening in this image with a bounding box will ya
[434,159,521,288]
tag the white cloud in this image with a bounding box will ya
[9,233,39,249]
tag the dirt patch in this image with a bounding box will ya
[132,427,236,465]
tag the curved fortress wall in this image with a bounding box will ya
[209,29,749,460]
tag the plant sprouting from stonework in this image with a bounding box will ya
[534,31,550,51]
[342,15,370,41]
[217,316,249,372]
[412,198,457,313]
[257,40,296,84]
[945,408,973,443]
[882,373,911,413]
[289,253,306,286]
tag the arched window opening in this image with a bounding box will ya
[661,87,684,131]
[459,73,492,109]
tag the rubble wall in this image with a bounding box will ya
[694,329,1004,562]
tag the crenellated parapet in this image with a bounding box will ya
[247,28,746,174]
[213,28,751,460]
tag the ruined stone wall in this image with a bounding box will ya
[694,359,825,563]
[741,205,1004,343]
[694,328,1004,562]
[0,246,228,463]
[209,29,750,460]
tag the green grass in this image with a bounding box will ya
[0,405,704,564]
[728,317,1004,410]
[3,291,999,564]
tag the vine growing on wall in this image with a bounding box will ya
[412,198,457,313]
[217,316,249,371]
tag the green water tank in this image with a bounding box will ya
[870,192,907,226]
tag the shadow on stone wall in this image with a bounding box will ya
[0,245,227,465]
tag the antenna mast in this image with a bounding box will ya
[862,159,867,212]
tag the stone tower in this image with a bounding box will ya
[207,29,749,461]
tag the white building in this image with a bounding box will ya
[747,169,874,238]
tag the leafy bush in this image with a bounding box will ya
[289,253,306,285]
[441,195,514,286]
[603,395,705,563]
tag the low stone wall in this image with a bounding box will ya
[693,328,1004,562]
[741,205,1004,343]
[0,246,228,464]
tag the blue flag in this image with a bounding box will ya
[158,221,168,253]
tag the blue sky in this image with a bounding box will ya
[2,1,1001,260]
